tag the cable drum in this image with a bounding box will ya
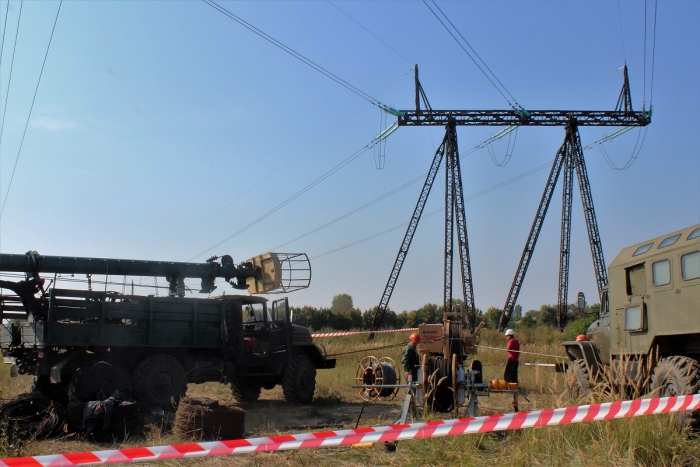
[0,393,65,440]
[355,356,399,401]
[174,397,245,442]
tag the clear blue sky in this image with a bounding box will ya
[0,0,697,315]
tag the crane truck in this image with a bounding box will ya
[561,223,700,428]
[0,251,335,409]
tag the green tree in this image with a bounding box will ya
[512,304,523,321]
[520,310,539,328]
[331,294,353,314]
[482,307,502,329]
[537,304,559,327]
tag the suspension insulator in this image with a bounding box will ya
[355,356,399,402]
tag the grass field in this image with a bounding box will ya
[1,327,698,466]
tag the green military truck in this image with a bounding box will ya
[562,224,700,427]
[0,251,335,408]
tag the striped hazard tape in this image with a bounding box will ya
[2,394,698,466]
[311,328,417,338]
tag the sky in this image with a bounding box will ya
[0,0,697,317]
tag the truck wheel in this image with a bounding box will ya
[68,361,132,402]
[230,380,262,403]
[282,355,316,403]
[650,356,700,429]
[133,354,187,409]
[566,359,591,399]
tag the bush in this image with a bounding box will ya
[563,313,598,341]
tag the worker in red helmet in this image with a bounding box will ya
[402,333,420,383]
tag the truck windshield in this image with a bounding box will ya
[242,302,272,323]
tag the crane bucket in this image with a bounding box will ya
[244,252,311,294]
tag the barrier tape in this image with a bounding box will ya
[311,328,417,338]
[2,394,698,467]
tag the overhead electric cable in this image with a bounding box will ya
[422,0,521,110]
[269,127,536,252]
[0,0,62,220]
[162,67,412,254]
[311,162,552,259]
[649,0,658,106]
[616,0,627,61]
[202,0,400,115]
[0,0,23,150]
[188,135,384,261]
[0,0,11,79]
[327,0,413,65]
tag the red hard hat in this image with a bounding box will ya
[576,334,589,342]
[409,333,420,344]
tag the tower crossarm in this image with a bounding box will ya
[397,110,651,127]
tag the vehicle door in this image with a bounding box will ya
[616,263,646,356]
[269,298,291,358]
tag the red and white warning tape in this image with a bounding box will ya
[311,328,417,338]
[2,394,698,467]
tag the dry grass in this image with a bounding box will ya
[0,328,698,466]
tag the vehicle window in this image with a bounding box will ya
[625,264,645,296]
[625,306,643,331]
[242,303,265,323]
[658,234,681,249]
[633,243,653,256]
[688,228,700,240]
[652,260,670,286]
[681,251,700,280]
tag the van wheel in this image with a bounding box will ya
[283,355,316,403]
[230,380,261,403]
[133,354,187,409]
[566,359,591,399]
[650,356,700,430]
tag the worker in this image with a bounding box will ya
[504,328,520,384]
[401,333,420,383]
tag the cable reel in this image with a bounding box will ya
[355,356,399,401]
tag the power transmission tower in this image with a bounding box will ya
[369,65,650,337]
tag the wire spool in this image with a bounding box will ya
[174,397,245,441]
[355,356,399,401]
[0,393,65,440]
[65,399,141,440]
[448,322,463,360]
[423,356,454,413]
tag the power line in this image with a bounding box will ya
[616,0,627,62]
[202,0,399,114]
[312,162,552,259]
[422,0,521,110]
[269,134,497,252]
[327,0,413,65]
[649,0,658,106]
[0,0,23,152]
[188,135,383,261]
[0,0,62,220]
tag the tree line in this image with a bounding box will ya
[291,293,600,334]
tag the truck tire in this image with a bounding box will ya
[566,359,591,399]
[133,354,187,409]
[230,380,262,403]
[650,356,700,429]
[68,361,132,402]
[282,355,316,403]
